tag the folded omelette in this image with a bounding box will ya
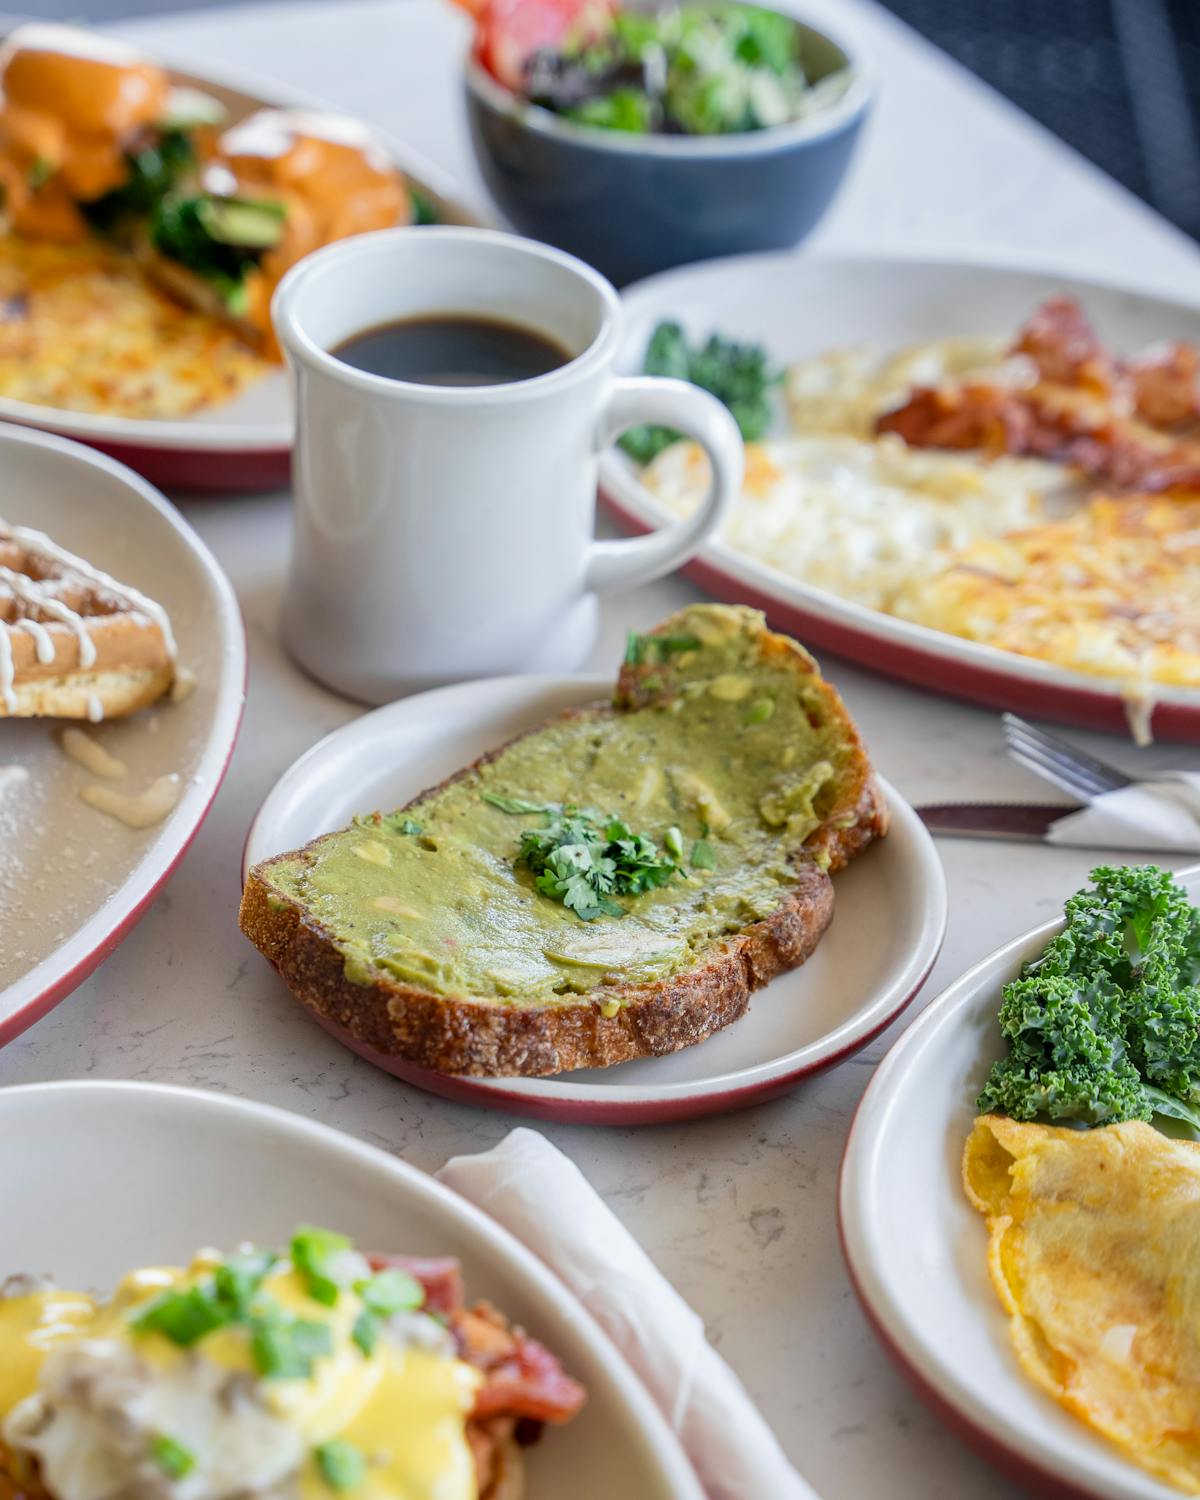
[964,1114,1200,1493]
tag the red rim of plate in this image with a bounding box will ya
[298,932,941,1125]
[0,428,248,1047]
[600,486,1200,742]
[836,1202,1100,1500]
[835,868,1200,1500]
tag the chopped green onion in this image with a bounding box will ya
[351,1308,379,1356]
[132,1285,230,1346]
[315,1439,367,1491]
[151,1434,196,1479]
[291,1226,352,1306]
[251,1309,333,1379]
[357,1267,424,1317]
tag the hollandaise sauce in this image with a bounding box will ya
[0,1230,481,1500]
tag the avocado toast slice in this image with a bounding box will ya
[240,605,888,1076]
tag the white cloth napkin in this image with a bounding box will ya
[1045,773,1200,852]
[437,1127,819,1500]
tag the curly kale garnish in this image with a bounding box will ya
[979,865,1200,1132]
[484,797,681,921]
[619,321,777,464]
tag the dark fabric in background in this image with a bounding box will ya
[18,0,1200,241]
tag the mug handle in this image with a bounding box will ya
[585,376,744,593]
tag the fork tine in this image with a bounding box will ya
[1005,742,1098,804]
[1005,739,1114,802]
[1001,722,1119,797]
[1002,713,1131,794]
[996,717,1122,792]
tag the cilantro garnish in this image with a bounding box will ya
[691,838,716,870]
[151,1434,195,1479]
[315,1439,367,1491]
[486,799,681,920]
[353,811,422,836]
[623,630,702,666]
[481,791,556,815]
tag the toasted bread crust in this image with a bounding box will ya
[240,609,888,1077]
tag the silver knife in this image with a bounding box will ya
[916,801,1078,842]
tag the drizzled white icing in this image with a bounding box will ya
[0,520,176,714]
[19,618,54,663]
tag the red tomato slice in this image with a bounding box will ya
[476,0,615,90]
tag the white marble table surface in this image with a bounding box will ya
[5,2,1200,1496]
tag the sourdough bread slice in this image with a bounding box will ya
[240,605,888,1077]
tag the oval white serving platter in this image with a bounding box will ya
[0,1078,704,1500]
[839,862,1200,1500]
[0,422,245,1043]
[601,251,1200,741]
[243,673,947,1125]
[0,40,491,491]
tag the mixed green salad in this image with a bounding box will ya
[979,865,1200,1133]
[520,2,849,136]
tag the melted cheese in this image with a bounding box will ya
[0,1259,481,1500]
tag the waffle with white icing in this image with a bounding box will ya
[0,520,176,720]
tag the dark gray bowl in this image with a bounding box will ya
[464,12,874,286]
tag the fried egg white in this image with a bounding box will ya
[0,235,271,419]
[639,434,1052,611]
[964,1114,1200,1495]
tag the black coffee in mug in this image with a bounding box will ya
[332,314,572,387]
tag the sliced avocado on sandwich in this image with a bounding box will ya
[240,604,888,1078]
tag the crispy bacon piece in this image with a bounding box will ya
[1011,295,1115,389]
[457,1301,588,1424]
[368,1254,586,1425]
[876,297,1200,494]
[1128,342,1200,429]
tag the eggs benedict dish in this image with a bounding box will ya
[141,109,411,353]
[0,1227,585,1500]
[0,24,215,243]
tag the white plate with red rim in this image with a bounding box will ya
[0,421,245,1046]
[600,251,1200,742]
[242,672,947,1125]
[0,1078,705,1500]
[0,41,490,494]
[838,862,1200,1500]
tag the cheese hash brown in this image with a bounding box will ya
[892,493,1200,689]
[0,235,270,418]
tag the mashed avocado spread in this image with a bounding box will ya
[266,607,856,1006]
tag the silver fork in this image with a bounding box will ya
[1002,713,1134,804]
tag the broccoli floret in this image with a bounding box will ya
[619,321,776,464]
[979,865,1200,1133]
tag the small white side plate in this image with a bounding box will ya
[0,1078,704,1500]
[243,674,947,1124]
[840,864,1200,1500]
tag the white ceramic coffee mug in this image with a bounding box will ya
[272,227,742,703]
